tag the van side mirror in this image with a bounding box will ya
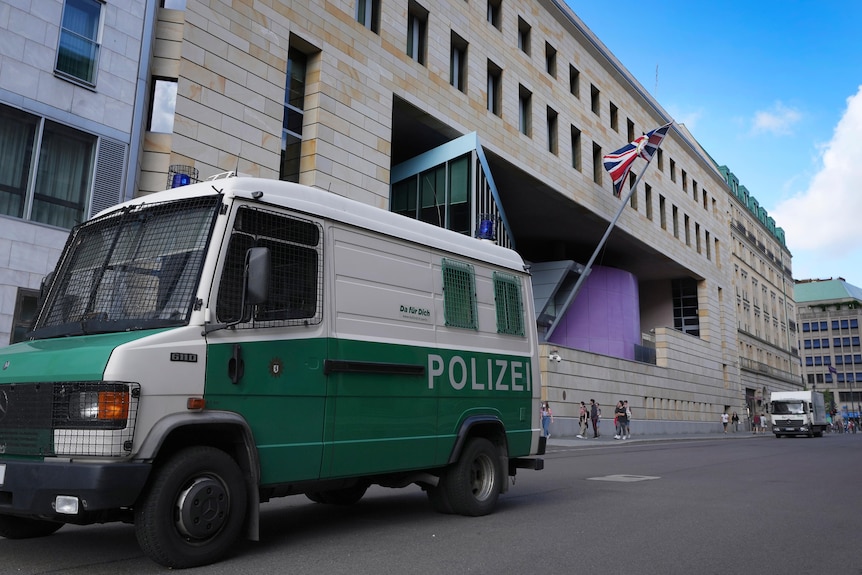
[245,247,270,306]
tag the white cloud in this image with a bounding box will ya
[750,102,802,136]
[771,86,862,275]
[665,104,702,132]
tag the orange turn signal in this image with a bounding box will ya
[187,397,206,410]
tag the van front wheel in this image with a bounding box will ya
[441,437,502,517]
[135,446,248,569]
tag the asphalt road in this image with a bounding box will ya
[3,433,860,574]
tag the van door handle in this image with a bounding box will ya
[228,343,244,384]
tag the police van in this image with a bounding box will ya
[0,177,543,568]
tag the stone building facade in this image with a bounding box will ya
[1,0,801,435]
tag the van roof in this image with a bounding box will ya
[101,178,527,273]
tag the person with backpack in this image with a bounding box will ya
[590,399,600,438]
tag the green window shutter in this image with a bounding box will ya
[442,258,477,329]
[493,272,524,336]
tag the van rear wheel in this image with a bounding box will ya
[439,437,501,517]
[134,446,247,569]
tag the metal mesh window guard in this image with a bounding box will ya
[34,197,219,336]
[493,271,524,336]
[217,206,323,327]
[442,258,477,329]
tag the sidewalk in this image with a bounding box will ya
[547,430,769,449]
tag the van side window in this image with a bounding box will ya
[442,258,477,329]
[493,272,524,336]
[217,206,323,326]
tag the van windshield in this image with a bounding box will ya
[29,196,221,340]
[772,401,805,415]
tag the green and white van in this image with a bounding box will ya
[0,177,543,568]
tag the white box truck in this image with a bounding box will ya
[0,177,544,568]
[770,390,828,438]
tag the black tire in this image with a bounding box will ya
[0,515,63,539]
[440,437,502,517]
[317,482,369,506]
[134,446,248,569]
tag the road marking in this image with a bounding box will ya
[587,474,660,482]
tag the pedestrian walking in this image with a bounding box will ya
[614,400,626,439]
[760,412,768,434]
[721,412,729,433]
[577,401,589,439]
[752,413,759,434]
[541,401,554,439]
[731,411,740,432]
[590,399,600,438]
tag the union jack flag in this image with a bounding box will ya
[603,122,672,197]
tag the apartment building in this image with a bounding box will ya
[1,0,799,434]
[721,167,801,424]
[795,278,862,419]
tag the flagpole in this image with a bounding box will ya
[544,148,657,342]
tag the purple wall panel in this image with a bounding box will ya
[548,266,640,360]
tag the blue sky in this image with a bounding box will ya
[566,1,862,288]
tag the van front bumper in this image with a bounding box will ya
[0,459,150,521]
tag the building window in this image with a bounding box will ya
[627,119,635,143]
[672,278,700,337]
[705,230,711,260]
[10,289,39,344]
[545,42,557,77]
[570,125,581,171]
[356,0,380,32]
[659,194,667,230]
[0,104,95,229]
[487,0,501,30]
[684,214,691,245]
[494,272,525,336]
[280,47,308,183]
[609,102,618,131]
[592,142,602,185]
[518,85,532,137]
[657,149,664,171]
[148,78,177,133]
[547,107,558,155]
[487,60,502,116]
[672,205,679,239]
[517,17,531,55]
[569,65,580,98]
[682,170,688,193]
[56,0,103,86]
[669,158,676,182]
[391,154,471,235]
[590,84,600,115]
[695,223,701,253]
[450,32,468,92]
[407,2,428,65]
[442,259,478,329]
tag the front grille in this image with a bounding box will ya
[0,382,139,457]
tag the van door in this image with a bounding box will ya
[204,206,328,485]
